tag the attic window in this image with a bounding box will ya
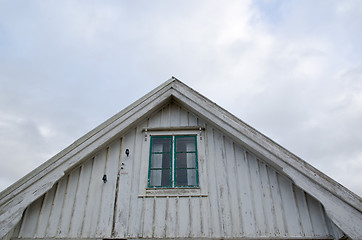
[148,135,199,188]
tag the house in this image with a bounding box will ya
[1,78,361,240]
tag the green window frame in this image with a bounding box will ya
[148,135,199,188]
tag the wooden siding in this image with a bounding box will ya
[15,101,342,239]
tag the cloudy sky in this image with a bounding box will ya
[0,0,361,197]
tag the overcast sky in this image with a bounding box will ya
[0,0,361,197]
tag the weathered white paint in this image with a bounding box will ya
[171,82,362,239]
[12,101,344,239]
[0,79,175,240]
[0,78,359,239]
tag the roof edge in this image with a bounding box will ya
[172,81,362,211]
[0,77,176,202]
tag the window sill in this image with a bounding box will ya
[138,187,208,198]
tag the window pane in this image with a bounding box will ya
[151,153,171,168]
[187,169,197,186]
[176,169,197,186]
[152,137,171,153]
[149,135,198,188]
[176,137,195,152]
[176,153,196,168]
[149,169,171,187]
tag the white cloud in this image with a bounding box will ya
[0,0,361,198]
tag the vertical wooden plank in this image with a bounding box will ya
[197,124,208,240]
[233,146,245,235]
[97,139,121,237]
[267,169,286,237]
[46,177,68,237]
[306,194,329,237]
[213,131,232,237]
[200,196,210,237]
[138,123,152,195]
[148,109,162,128]
[170,101,180,127]
[188,112,198,126]
[82,149,107,237]
[259,162,275,236]
[137,122,152,238]
[91,149,108,237]
[190,197,201,237]
[153,197,167,238]
[294,186,314,236]
[68,159,93,237]
[127,198,144,238]
[318,203,329,236]
[237,148,256,236]
[178,197,190,237]
[114,131,136,237]
[161,104,171,127]
[197,127,207,195]
[127,123,147,238]
[248,153,266,236]
[205,126,221,237]
[165,197,177,238]
[197,116,205,127]
[224,138,241,237]
[58,169,80,237]
[325,214,344,239]
[278,174,301,236]
[18,195,43,237]
[142,197,155,238]
[179,106,188,126]
[34,185,56,237]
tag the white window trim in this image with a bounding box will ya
[138,128,208,198]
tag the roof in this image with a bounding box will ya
[1,77,362,239]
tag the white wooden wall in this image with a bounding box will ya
[14,101,343,239]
